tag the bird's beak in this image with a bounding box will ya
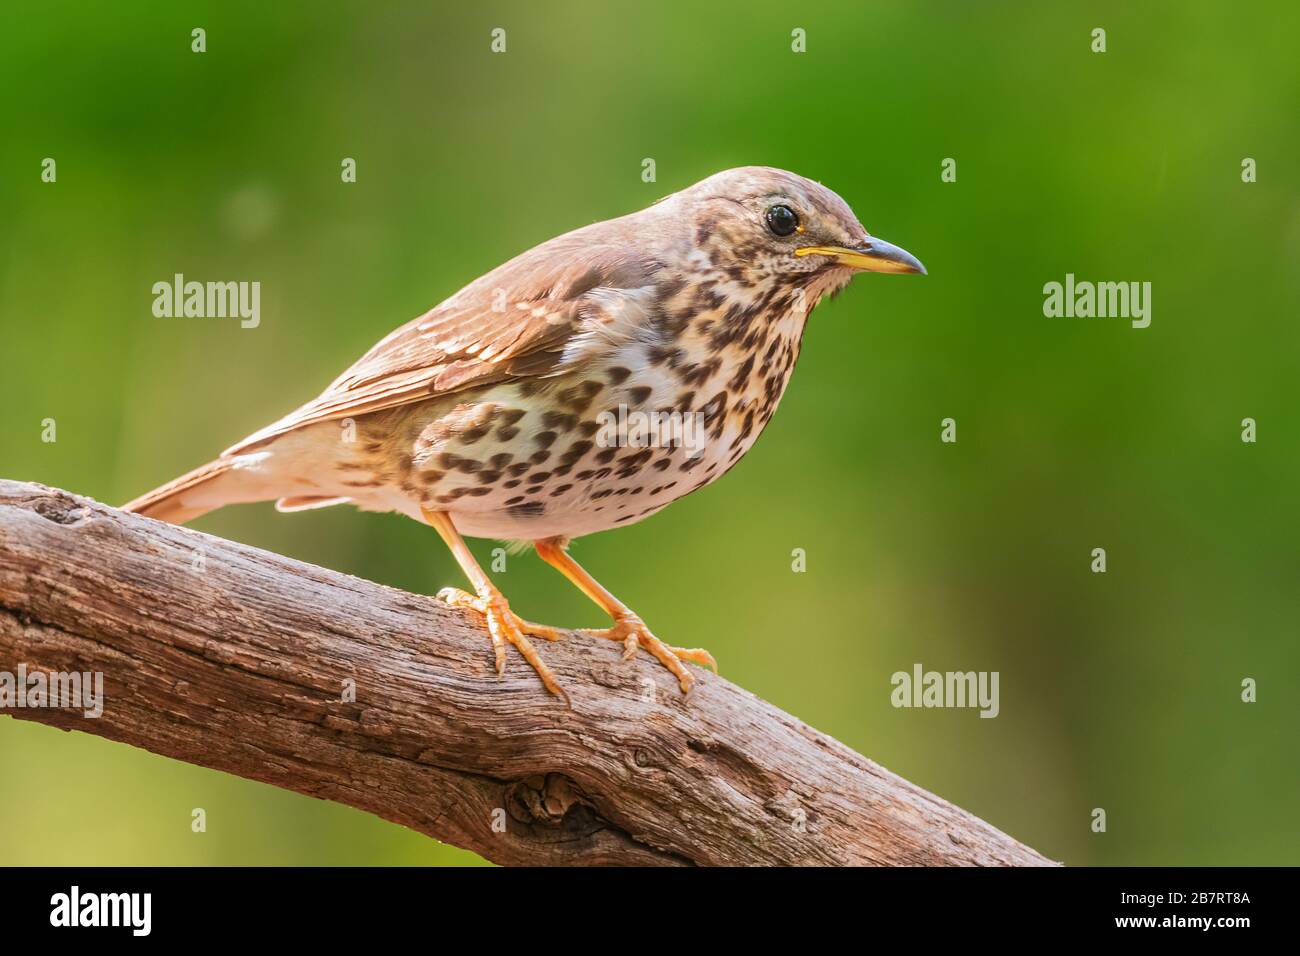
[795,236,927,275]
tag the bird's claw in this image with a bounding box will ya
[580,613,717,694]
[436,586,569,704]
[435,589,714,698]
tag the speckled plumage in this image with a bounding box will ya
[125,166,924,698]
[306,260,826,541]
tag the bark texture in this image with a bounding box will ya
[0,480,1055,866]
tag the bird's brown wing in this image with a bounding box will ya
[224,230,659,455]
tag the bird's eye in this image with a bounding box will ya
[765,204,799,237]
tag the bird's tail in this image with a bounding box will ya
[121,458,253,525]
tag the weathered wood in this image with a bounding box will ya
[0,479,1054,866]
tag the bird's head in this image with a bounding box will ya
[654,166,925,293]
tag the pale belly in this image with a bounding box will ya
[313,368,788,541]
[419,381,772,541]
[443,395,753,541]
[254,311,805,542]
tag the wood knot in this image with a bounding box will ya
[31,495,91,526]
[504,773,590,825]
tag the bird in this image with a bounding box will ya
[123,166,925,702]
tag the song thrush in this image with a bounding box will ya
[124,167,925,701]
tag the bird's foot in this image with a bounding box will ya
[580,613,717,694]
[436,586,569,703]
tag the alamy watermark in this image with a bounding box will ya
[152,273,260,328]
[0,665,104,718]
[50,886,150,936]
[1043,273,1150,328]
[891,663,999,718]
[595,403,706,454]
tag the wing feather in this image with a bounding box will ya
[225,224,660,455]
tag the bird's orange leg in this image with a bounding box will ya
[533,537,717,694]
[421,508,569,702]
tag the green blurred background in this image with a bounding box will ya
[2,1,1297,866]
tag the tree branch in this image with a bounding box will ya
[0,479,1054,866]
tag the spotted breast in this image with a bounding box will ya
[323,232,850,542]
